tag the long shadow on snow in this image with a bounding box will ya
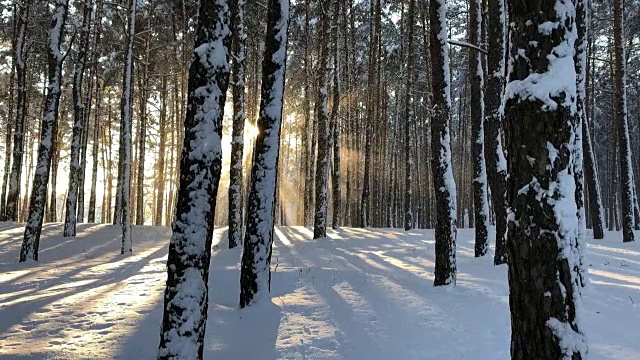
[0,243,168,336]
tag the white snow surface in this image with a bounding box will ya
[0,223,639,359]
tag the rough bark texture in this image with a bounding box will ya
[228,0,246,248]
[120,0,136,253]
[613,0,635,243]
[6,0,32,222]
[157,1,231,358]
[361,0,380,228]
[64,0,93,237]
[331,0,342,230]
[239,0,290,307]
[430,0,457,287]
[504,2,587,359]
[313,0,331,239]
[20,0,68,262]
[582,116,604,239]
[470,0,489,257]
[486,0,509,265]
[404,0,415,231]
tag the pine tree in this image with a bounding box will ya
[469,0,489,257]
[63,0,93,237]
[20,0,69,262]
[330,0,342,230]
[313,0,331,239]
[157,0,231,357]
[613,0,635,243]
[430,0,457,286]
[504,2,587,358]
[239,0,290,307]
[5,0,33,222]
[228,0,247,248]
[403,0,415,231]
[485,0,509,265]
[120,0,137,253]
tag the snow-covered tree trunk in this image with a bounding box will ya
[331,0,341,231]
[302,0,313,226]
[430,0,457,286]
[582,115,604,239]
[504,2,587,358]
[64,0,93,237]
[403,0,415,232]
[485,0,508,265]
[157,0,231,357]
[6,0,32,222]
[313,0,331,239]
[239,0,290,307]
[573,0,590,286]
[20,0,69,262]
[228,0,246,249]
[119,0,136,253]
[613,0,635,243]
[469,0,489,257]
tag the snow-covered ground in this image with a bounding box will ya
[0,223,638,359]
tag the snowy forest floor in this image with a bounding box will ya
[0,223,638,359]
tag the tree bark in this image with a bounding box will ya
[613,0,635,243]
[21,0,68,262]
[6,0,32,222]
[430,0,457,286]
[228,0,247,248]
[157,0,231,357]
[239,0,290,307]
[313,0,331,239]
[504,2,587,358]
[485,0,508,264]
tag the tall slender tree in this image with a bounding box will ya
[486,0,509,264]
[313,0,331,239]
[331,0,342,230]
[469,0,489,257]
[504,1,587,358]
[430,0,457,286]
[228,0,247,248]
[5,0,33,222]
[404,0,415,231]
[157,0,231,358]
[64,0,93,237]
[120,0,137,253]
[613,0,635,243]
[20,0,69,262]
[239,0,290,307]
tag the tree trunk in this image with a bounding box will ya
[469,0,489,257]
[6,0,32,222]
[120,0,136,253]
[21,0,68,262]
[157,1,231,358]
[154,77,168,226]
[430,0,457,287]
[485,0,508,265]
[313,0,331,239]
[504,2,587,358]
[64,0,93,237]
[613,0,635,243]
[239,0,290,307]
[331,0,342,230]
[228,0,247,248]
[403,0,415,231]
